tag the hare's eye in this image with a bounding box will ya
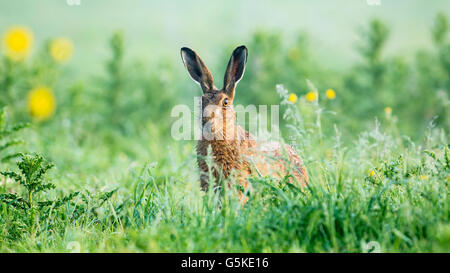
[223,98,229,107]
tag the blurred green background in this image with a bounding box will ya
[1,0,449,75]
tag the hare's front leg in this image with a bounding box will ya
[197,157,210,191]
[197,141,211,191]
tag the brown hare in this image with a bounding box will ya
[180,45,308,202]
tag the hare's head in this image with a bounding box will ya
[181,46,247,140]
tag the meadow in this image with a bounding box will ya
[0,1,449,252]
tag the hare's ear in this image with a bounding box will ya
[223,45,247,98]
[180,47,214,92]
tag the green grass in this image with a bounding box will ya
[0,90,448,252]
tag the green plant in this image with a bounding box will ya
[1,154,56,209]
[105,31,125,128]
[0,154,77,241]
[0,108,27,165]
[357,19,389,91]
[415,13,450,131]
[344,19,389,119]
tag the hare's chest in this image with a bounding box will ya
[197,140,243,176]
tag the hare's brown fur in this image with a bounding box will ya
[197,127,308,192]
[181,46,308,199]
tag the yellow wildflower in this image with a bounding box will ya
[384,107,392,116]
[28,87,56,120]
[305,91,316,102]
[369,170,376,177]
[2,26,33,61]
[326,89,336,100]
[419,175,428,180]
[288,93,298,103]
[50,38,74,63]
